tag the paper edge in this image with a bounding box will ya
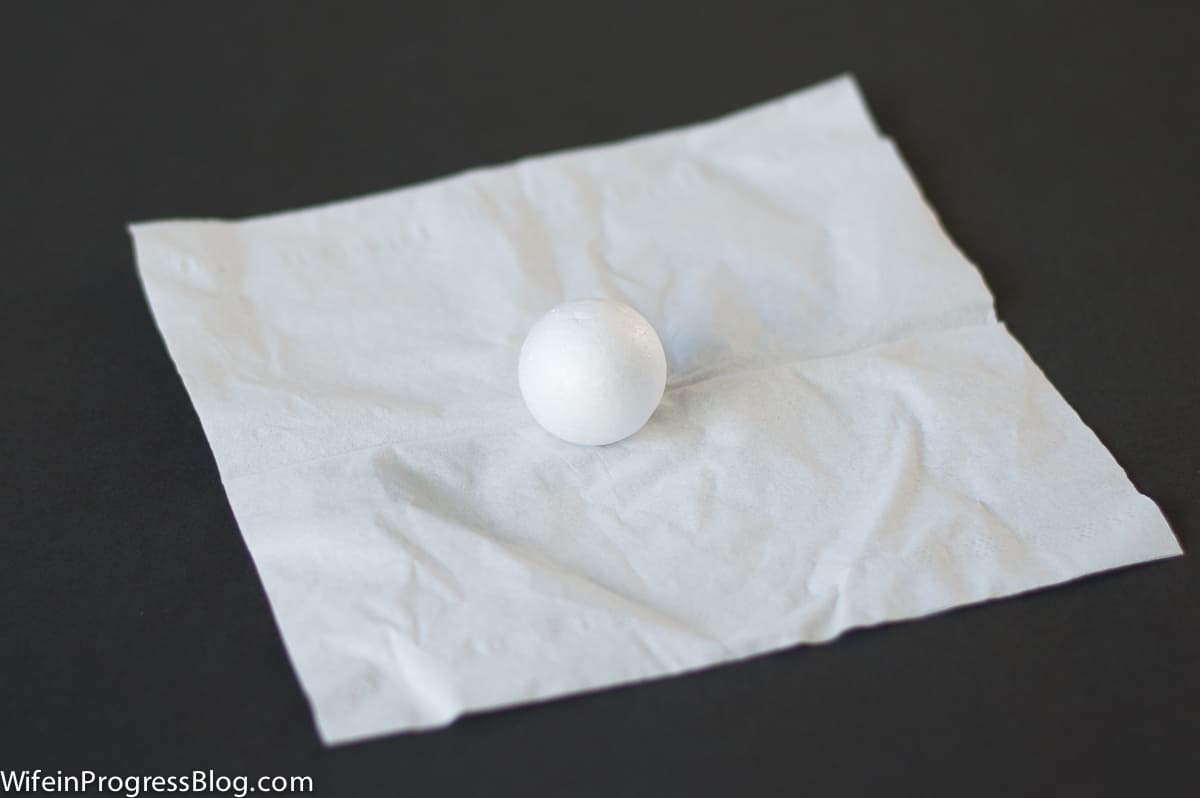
[127,72,878,232]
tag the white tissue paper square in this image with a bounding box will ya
[130,75,1180,745]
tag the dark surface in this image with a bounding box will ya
[2,2,1197,795]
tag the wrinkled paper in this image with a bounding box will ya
[130,75,1180,744]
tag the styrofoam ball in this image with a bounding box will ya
[519,299,667,446]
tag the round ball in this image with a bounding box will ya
[519,299,667,446]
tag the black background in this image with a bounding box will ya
[3,2,1197,796]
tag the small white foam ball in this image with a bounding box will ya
[518,299,667,446]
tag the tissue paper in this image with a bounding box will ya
[130,75,1180,744]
